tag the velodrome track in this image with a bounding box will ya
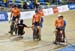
[0,10,75,51]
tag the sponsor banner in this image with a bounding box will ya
[8,11,35,20]
[53,7,58,14]
[43,9,49,16]
[43,8,54,16]
[0,12,8,21]
[7,5,69,20]
[47,8,54,15]
[68,4,75,10]
[20,11,35,19]
[57,5,69,12]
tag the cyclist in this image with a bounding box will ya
[54,15,64,44]
[32,10,41,41]
[38,8,44,28]
[9,5,20,35]
[60,16,67,42]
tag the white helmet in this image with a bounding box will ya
[57,14,62,18]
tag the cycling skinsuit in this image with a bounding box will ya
[32,13,41,26]
[11,8,20,21]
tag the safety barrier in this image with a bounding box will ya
[68,4,75,10]
[0,12,8,21]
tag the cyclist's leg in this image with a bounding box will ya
[54,28,63,44]
[14,15,20,35]
[16,15,20,23]
[39,24,43,40]
[17,16,20,23]
[9,17,15,35]
[32,24,36,40]
[32,22,41,40]
[55,29,62,44]
[61,29,65,42]
[63,30,65,42]
[9,22,14,35]
[15,27,17,35]
[54,28,61,44]
[59,30,63,42]
[56,29,59,42]
[32,22,38,40]
[37,26,41,40]
[14,18,18,35]
[33,26,38,40]
[53,28,57,44]
[32,22,39,40]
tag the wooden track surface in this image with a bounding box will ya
[0,10,75,51]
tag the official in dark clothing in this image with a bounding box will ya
[23,2,28,9]
[17,20,30,38]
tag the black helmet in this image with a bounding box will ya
[14,5,17,7]
[60,16,64,18]
[35,9,39,13]
[20,19,23,24]
[57,14,63,18]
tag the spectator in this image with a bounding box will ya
[29,1,34,9]
[23,2,28,9]
[0,5,2,10]
[33,1,38,9]
[27,2,30,9]
[52,0,56,4]
[37,3,41,9]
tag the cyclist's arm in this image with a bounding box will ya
[9,11,13,23]
[32,15,35,25]
[61,20,64,27]
[24,24,31,28]
[64,20,66,27]
[41,12,44,17]
[10,9,13,18]
[18,9,20,16]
